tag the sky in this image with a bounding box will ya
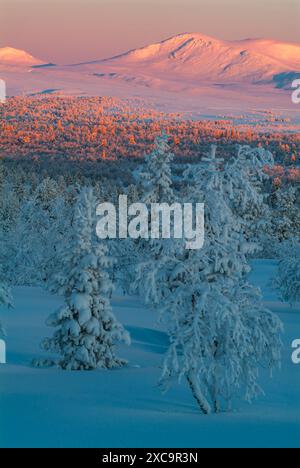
[0,0,299,64]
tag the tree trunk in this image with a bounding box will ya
[186,370,211,415]
[214,397,220,413]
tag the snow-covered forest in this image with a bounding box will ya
[0,133,299,446]
[1,97,300,174]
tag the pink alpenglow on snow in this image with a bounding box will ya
[1,33,300,114]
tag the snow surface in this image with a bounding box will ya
[1,33,300,115]
[0,260,299,448]
[85,32,300,84]
[0,47,43,67]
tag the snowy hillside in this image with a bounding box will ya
[0,47,43,68]
[77,32,300,85]
[0,260,299,448]
[1,33,299,114]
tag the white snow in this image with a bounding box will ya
[0,47,43,67]
[74,32,300,84]
[0,260,299,447]
[1,33,300,115]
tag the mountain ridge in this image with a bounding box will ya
[1,33,299,109]
[0,47,43,66]
[67,32,300,86]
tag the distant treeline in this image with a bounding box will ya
[0,96,299,175]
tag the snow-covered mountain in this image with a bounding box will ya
[71,32,300,87]
[0,47,43,68]
[1,33,299,113]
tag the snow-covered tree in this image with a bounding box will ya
[37,187,130,370]
[223,145,274,251]
[0,180,20,234]
[135,146,282,413]
[0,164,15,334]
[34,177,61,207]
[9,181,72,286]
[119,132,176,295]
[274,240,300,304]
[135,131,174,204]
[268,185,300,245]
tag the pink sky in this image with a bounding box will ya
[0,0,299,64]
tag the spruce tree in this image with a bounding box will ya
[137,131,174,204]
[38,187,130,370]
[122,132,176,296]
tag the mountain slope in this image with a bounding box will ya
[73,32,300,86]
[1,34,299,114]
[0,47,43,67]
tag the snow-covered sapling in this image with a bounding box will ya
[37,187,130,370]
[135,131,175,204]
